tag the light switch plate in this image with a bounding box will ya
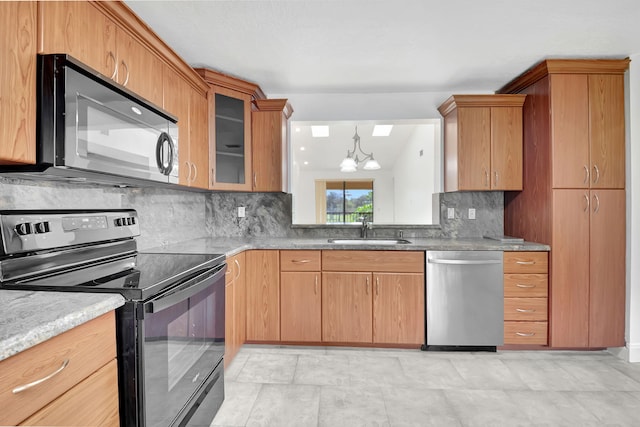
[468,208,476,220]
[237,206,246,218]
[447,207,455,219]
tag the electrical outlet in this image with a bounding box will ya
[447,207,455,219]
[468,208,476,220]
[237,206,246,218]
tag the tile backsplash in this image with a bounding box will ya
[1,177,504,247]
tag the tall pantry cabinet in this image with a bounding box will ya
[499,59,629,348]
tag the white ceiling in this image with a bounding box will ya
[125,0,640,96]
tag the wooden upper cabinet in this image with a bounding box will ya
[164,67,209,189]
[252,99,293,192]
[438,94,525,192]
[0,1,37,165]
[589,74,626,189]
[115,29,163,106]
[39,1,117,79]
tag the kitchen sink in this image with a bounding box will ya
[327,238,412,245]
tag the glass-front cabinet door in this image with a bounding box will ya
[210,86,252,190]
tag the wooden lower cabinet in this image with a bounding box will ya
[281,272,322,342]
[322,272,373,343]
[225,252,246,367]
[245,250,280,341]
[0,312,118,426]
[503,251,549,346]
[373,273,424,345]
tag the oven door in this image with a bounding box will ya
[142,263,226,427]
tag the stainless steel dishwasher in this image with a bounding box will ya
[424,251,504,351]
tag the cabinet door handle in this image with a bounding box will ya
[516,283,536,288]
[366,277,370,295]
[107,51,117,80]
[185,161,192,181]
[494,171,499,187]
[315,275,318,294]
[120,60,130,86]
[516,308,536,313]
[516,261,535,265]
[291,259,311,264]
[516,332,535,337]
[593,193,600,214]
[211,168,215,186]
[13,359,69,394]
[234,259,241,281]
[593,164,600,184]
[583,193,590,212]
[583,165,590,185]
[375,276,380,295]
[484,169,489,187]
[191,163,198,183]
[253,173,257,188]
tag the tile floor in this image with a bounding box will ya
[212,345,640,427]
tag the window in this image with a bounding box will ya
[318,180,373,224]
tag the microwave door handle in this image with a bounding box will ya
[155,132,175,176]
[144,263,226,314]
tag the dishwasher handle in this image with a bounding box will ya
[427,258,502,265]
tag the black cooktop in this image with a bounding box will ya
[1,252,226,301]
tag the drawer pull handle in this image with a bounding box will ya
[291,259,311,264]
[516,261,535,265]
[516,283,536,288]
[516,332,535,337]
[516,308,536,313]
[13,359,69,394]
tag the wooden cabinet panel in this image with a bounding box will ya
[281,272,322,342]
[163,68,191,185]
[189,89,210,189]
[322,272,372,343]
[39,1,117,79]
[550,74,590,189]
[245,250,280,341]
[457,107,491,190]
[504,274,548,297]
[589,75,626,189]
[589,190,625,347]
[224,268,235,368]
[373,273,424,345]
[252,99,292,192]
[116,29,163,106]
[20,359,119,426]
[322,250,424,273]
[491,106,523,190]
[504,321,548,345]
[280,250,321,271]
[0,1,37,165]
[0,312,116,426]
[233,253,246,359]
[504,298,548,321]
[503,251,548,274]
[550,190,590,347]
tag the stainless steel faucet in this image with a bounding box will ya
[360,216,371,239]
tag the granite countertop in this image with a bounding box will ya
[143,236,550,257]
[0,290,125,362]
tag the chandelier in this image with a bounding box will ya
[339,126,381,172]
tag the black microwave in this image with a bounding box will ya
[0,54,179,186]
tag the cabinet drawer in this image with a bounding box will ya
[504,274,548,297]
[281,250,321,271]
[504,251,548,273]
[20,359,119,426]
[504,321,548,345]
[0,312,117,426]
[504,298,548,321]
[322,250,424,273]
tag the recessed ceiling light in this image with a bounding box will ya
[300,147,306,151]
[295,127,301,132]
[304,161,309,165]
[372,125,393,136]
[311,125,329,137]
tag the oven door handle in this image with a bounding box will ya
[144,263,226,314]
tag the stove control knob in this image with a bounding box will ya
[115,218,124,227]
[15,223,33,236]
[34,222,50,234]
